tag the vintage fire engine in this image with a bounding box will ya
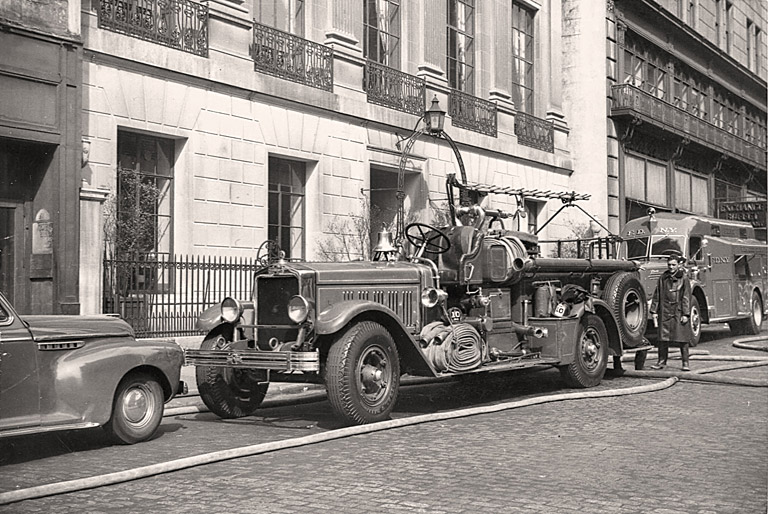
[620,209,767,345]
[184,167,652,425]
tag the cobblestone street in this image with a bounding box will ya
[1,329,766,513]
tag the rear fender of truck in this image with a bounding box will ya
[315,300,437,376]
[589,298,623,358]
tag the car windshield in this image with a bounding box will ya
[620,238,649,259]
[620,235,688,260]
[649,235,686,258]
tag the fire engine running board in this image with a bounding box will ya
[439,355,562,376]
[184,349,320,372]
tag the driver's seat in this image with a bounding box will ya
[427,226,484,284]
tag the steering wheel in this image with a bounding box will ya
[256,239,282,266]
[405,223,451,255]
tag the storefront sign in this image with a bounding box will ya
[718,200,767,228]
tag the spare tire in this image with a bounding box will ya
[602,272,647,348]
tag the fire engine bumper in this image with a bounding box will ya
[184,349,320,372]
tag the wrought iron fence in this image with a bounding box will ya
[103,254,259,338]
[364,61,426,116]
[514,111,554,153]
[98,0,209,57]
[250,22,333,92]
[449,90,498,137]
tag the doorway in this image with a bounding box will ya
[0,204,19,303]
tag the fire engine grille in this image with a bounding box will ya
[342,289,416,327]
[256,276,300,348]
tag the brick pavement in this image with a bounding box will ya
[1,325,766,513]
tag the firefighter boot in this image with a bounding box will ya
[651,343,668,369]
[681,344,691,372]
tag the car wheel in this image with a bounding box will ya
[196,327,269,419]
[559,314,608,388]
[730,291,763,336]
[325,321,400,425]
[106,372,164,444]
[689,296,702,346]
[602,272,647,348]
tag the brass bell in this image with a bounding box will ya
[373,226,397,261]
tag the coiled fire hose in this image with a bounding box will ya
[421,322,484,372]
[0,377,677,506]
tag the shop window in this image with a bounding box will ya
[675,169,709,215]
[447,0,475,93]
[625,153,667,208]
[268,156,305,260]
[364,0,401,68]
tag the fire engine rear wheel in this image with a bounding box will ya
[689,296,702,346]
[325,321,400,425]
[602,272,647,348]
[559,314,608,388]
[196,327,269,419]
[730,291,763,336]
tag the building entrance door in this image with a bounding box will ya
[0,203,20,304]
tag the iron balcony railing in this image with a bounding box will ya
[514,111,554,153]
[449,90,498,137]
[611,84,766,168]
[364,61,426,116]
[103,253,259,338]
[250,22,333,92]
[98,0,209,57]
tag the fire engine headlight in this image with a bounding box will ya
[421,287,447,308]
[287,295,310,324]
[221,297,243,323]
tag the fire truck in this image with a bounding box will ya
[619,209,767,345]
[184,169,652,425]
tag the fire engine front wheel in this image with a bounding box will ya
[325,321,401,425]
[196,328,269,419]
[559,314,608,388]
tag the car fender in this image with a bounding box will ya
[588,298,623,357]
[315,300,436,376]
[196,304,222,332]
[315,300,412,335]
[44,337,184,427]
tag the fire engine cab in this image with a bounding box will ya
[619,209,767,344]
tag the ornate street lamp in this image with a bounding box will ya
[424,95,445,134]
[394,95,467,250]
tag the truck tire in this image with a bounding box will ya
[689,296,702,346]
[325,321,400,425]
[196,327,269,419]
[730,291,763,336]
[105,372,164,444]
[559,314,608,388]
[602,272,647,348]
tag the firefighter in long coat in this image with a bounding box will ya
[649,253,693,371]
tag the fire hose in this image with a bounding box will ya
[0,377,677,506]
[421,322,484,372]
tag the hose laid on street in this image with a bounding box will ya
[732,334,768,352]
[0,378,677,506]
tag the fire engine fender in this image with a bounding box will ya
[314,300,438,376]
[586,298,624,361]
